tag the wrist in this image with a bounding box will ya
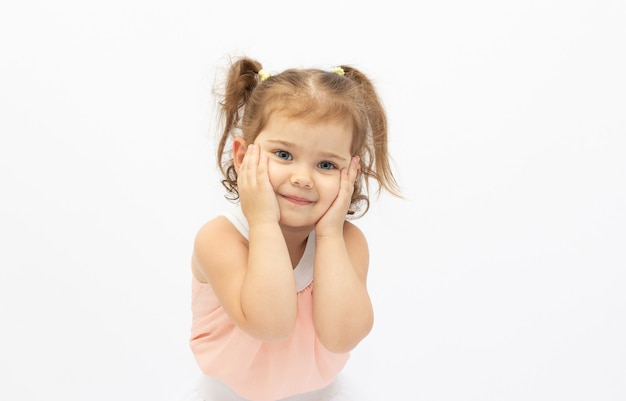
[249,220,281,232]
[314,230,344,242]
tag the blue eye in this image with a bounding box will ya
[318,161,336,170]
[274,150,292,160]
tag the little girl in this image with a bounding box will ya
[184,57,400,401]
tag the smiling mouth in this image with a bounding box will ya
[281,195,313,205]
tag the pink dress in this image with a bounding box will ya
[189,205,350,401]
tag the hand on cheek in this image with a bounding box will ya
[315,156,360,237]
[238,144,280,225]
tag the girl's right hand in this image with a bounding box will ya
[237,144,280,226]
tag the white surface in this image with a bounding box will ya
[1,1,625,400]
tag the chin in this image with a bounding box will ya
[278,212,317,230]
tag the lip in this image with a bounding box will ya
[281,194,313,206]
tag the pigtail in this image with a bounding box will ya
[216,57,264,198]
[341,66,401,199]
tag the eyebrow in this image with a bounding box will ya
[266,139,349,162]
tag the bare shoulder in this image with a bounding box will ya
[343,220,368,248]
[192,216,248,283]
[343,220,370,280]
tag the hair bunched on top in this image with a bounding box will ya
[213,56,400,218]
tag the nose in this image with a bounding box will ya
[290,165,313,188]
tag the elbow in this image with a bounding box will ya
[317,317,374,354]
[319,337,359,354]
[318,331,367,354]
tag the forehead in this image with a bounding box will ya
[259,113,353,154]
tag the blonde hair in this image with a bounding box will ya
[214,56,400,217]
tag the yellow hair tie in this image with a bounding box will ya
[331,66,345,76]
[258,69,271,82]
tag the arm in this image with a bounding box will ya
[242,219,297,340]
[312,156,374,353]
[313,222,373,353]
[192,144,297,342]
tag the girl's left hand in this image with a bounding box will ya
[315,156,360,238]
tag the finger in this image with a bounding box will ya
[347,156,360,185]
[340,156,359,195]
[256,149,269,181]
[238,145,255,188]
[334,171,352,209]
[242,144,259,181]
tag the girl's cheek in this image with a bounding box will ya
[266,160,280,189]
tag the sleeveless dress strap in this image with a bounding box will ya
[222,205,314,292]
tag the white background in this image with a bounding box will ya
[1,1,625,400]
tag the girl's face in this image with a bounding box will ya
[254,114,353,229]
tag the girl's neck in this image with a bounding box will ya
[280,225,313,269]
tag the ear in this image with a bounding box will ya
[232,137,248,172]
